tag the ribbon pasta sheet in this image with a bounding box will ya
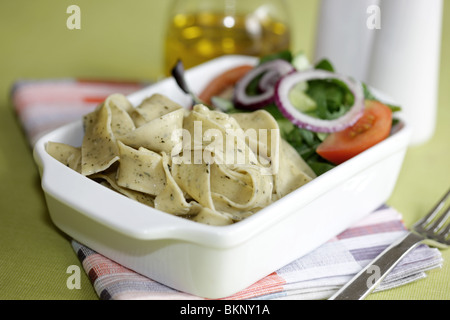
[46,93,316,226]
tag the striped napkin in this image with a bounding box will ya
[11,78,147,146]
[12,78,443,300]
[71,206,442,300]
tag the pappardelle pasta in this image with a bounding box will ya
[46,93,316,226]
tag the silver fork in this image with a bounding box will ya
[329,188,450,300]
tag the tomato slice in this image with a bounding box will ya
[198,65,253,105]
[316,100,392,164]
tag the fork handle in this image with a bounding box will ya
[329,231,424,300]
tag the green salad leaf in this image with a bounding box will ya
[229,52,402,176]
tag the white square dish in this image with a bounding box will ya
[33,55,412,299]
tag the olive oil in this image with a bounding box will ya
[164,12,290,74]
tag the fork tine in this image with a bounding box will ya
[414,188,450,231]
[441,222,450,239]
[432,205,450,234]
[436,206,450,237]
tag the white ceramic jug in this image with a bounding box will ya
[315,0,443,146]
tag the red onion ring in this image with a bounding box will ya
[274,70,365,133]
[233,59,295,110]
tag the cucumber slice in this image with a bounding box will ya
[288,82,317,113]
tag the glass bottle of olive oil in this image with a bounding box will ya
[164,0,291,75]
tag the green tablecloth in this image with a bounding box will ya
[0,0,449,300]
